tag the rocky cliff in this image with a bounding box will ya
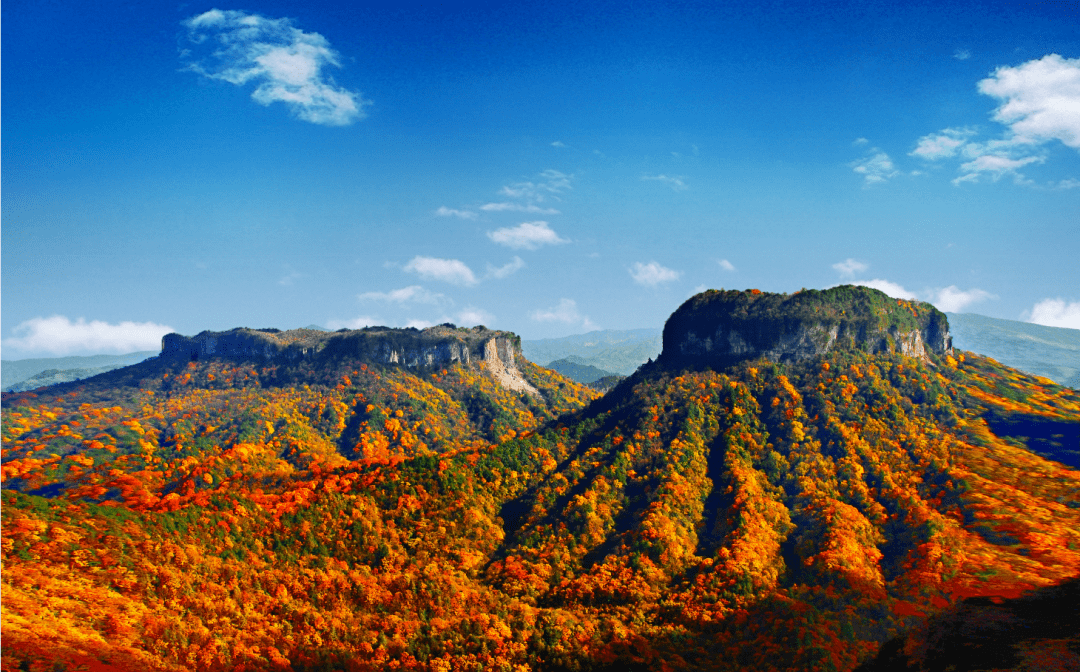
[160,324,538,394]
[660,285,952,368]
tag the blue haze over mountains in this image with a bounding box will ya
[524,316,1080,390]
[3,315,1079,391]
[945,313,1080,389]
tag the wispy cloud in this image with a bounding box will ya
[479,202,561,214]
[641,174,688,191]
[326,315,379,330]
[529,298,596,330]
[485,256,526,279]
[551,141,566,148]
[910,127,977,160]
[630,261,681,287]
[929,286,997,312]
[457,307,495,326]
[3,316,174,355]
[718,259,736,272]
[832,258,869,277]
[843,280,995,312]
[499,170,572,202]
[403,256,478,286]
[954,48,972,61]
[487,221,568,250]
[358,285,445,304]
[848,279,918,300]
[953,154,1044,185]
[911,54,1080,185]
[1026,298,1080,329]
[435,206,477,219]
[181,9,367,126]
[850,148,899,185]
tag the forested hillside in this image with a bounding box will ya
[3,289,1078,672]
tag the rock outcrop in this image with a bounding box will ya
[660,285,952,368]
[160,324,538,394]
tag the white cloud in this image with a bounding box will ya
[1027,298,1080,329]
[847,279,918,300]
[182,10,367,126]
[641,174,688,191]
[1055,178,1080,189]
[910,55,1080,186]
[358,285,445,304]
[499,170,572,201]
[718,259,736,272]
[979,54,1080,149]
[841,280,995,311]
[403,256,478,286]
[403,319,434,330]
[487,221,569,250]
[485,256,526,279]
[832,258,869,277]
[954,48,972,61]
[910,127,977,159]
[457,307,495,326]
[630,261,681,287]
[479,202,561,214]
[953,154,1044,184]
[928,285,997,312]
[530,298,596,329]
[850,150,899,185]
[551,141,566,148]
[435,206,477,219]
[4,316,175,355]
[853,137,870,146]
[326,315,379,330]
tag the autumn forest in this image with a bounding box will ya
[2,287,1079,671]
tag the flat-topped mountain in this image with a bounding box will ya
[161,323,536,394]
[661,285,952,368]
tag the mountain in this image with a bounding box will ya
[3,287,1078,672]
[1,351,158,390]
[4,365,140,393]
[545,356,620,384]
[947,312,1080,389]
[522,328,662,375]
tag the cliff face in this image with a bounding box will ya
[660,285,952,368]
[160,324,538,394]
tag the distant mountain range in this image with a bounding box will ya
[521,328,662,376]
[4,314,1077,393]
[543,356,621,384]
[1,352,158,392]
[946,312,1080,388]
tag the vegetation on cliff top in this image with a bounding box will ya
[663,287,950,358]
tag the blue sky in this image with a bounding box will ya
[3,0,1079,356]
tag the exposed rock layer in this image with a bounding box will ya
[660,285,953,368]
[160,325,537,394]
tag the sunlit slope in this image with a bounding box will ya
[486,347,1080,670]
[1,346,597,506]
[2,297,1079,672]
